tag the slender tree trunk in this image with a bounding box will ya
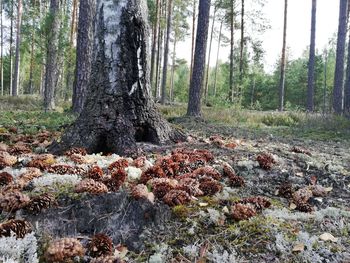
[44,0,62,111]
[155,0,164,99]
[250,77,256,107]
[213,20,223,97]
[187,0,211,117]
[239,0,244,84]
[323,49,328,115]
[161,0,173,105]
[150,0,160,90]
[344,23,350,116]
[279,0,288,111]
[204,7,216,104]
[28,0,37,95]
[70,0,78,44]
[50,0,184,156]
[12,0,23,96]
[229,0,235,103]
[307,0,317,112]
[9,0,13,95]
[73,0,95,113]
[190,0,197,83]
[333,0,348,114]
[170,35,177,103]
[0,0,3,96]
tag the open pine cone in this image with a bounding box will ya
[87,166,104,181]
[17,168,42,186]
[278,182,293,199]
[8,143,32,155]
[108,159,129,172]
[88,234,114,258]
[199,178,223,196]
[231,203,257,221]
[193,166,222,180]
[64,147,88,156]
[0,172,13,187]
[256,153,276,170]
[0,219,32,238]
[163,190,191,206]
[0,151,17,169]
[45,238,85,263]
[0,191,30,212]
[25,193,56,214]
[293,187,313,204]
[75,179,108,194]
[239,196,271,212]
[131,184,155,203]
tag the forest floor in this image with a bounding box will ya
[0,101,350,262]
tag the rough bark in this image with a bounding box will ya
[344,2,350,116]
[150,0,160,90]
[28,0,36,95]
[307,0,317,112]
[44,0,61,111]
[333,0,348,114]
[229,0,235,103]
[190,0,197,83]
[72,0,95,114]
[187,0,211,117]
[12,0,22,97]
[154,0,164,99]
[323,50,328,115]
[0,0,3,96]
[50,0,185,156]
[239,0,244,84]
[161,0,173,105]
[170,35,176,102]
[213,20,223,97]
[279,0,288,111]
[9,0,13,95]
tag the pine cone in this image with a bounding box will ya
[193,166,221,180]
[27,154,56,170]
[0,142,9,152]
[163,190,191,206]
[231,203,257,221]
[293,187,313,204]
[177,178,203,197]
[131,184,155,203]
[48,164,86,175]
[103,169,127,192]
[0,172,13,186]
[132,156,146,168]
[0,151,17,169]
[108,159,129,172]
[91,256,124,263]
[8,143,32,155]
[296,202,314,213]
[140,165,166,184]
[64,147,88,156]
[69,154,87,164]
[278,182,293,198]
[87,166,104,181]
[310,185,328,197]
[0,191,30,212]
[88,234,114,258]
[17,168,42,186]
[45,238,85,263]
[25,193,56,214]
[256,153,275,170]
[75,179,108,194]
[240,196,271,212]
[152,182,176,199]
[292,146,311,156]
[199,178,223,196]
[0,219,32,238]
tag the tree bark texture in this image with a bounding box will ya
[343,3,350,116]
[229,0,235,103]
[190,0,197,83]
[50,0,184,156]
[333,0,348,114]
[0,0,3,96]
[72,0,96,114]
[239,0,244,84]
[9,0,13,95]
[12,0,22,96]
[307,0,316,112]
[279,0,288,111]
[150,0,160,90]
[187,0,211,117]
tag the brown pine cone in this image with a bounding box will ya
[103,169,127,192]
[140,165,166,184]
[8,143,32,155]
[163,190,191,207]
[87,166,104,181]
[199,178,222,196]
[153,182,176,199]
[108,159,129,172]
[193,166,222,180]
[47,164,86,175]
[278,182,293,198]
[69,154,87,164]
[0,191,30,212]
[0,172,13,186]
[64,147,88,156]
[88,234,114,258]
[0,151,17,169]
[296,202,314,213]
[240,196,271,212]
[0,219,32,238]
[131,184,155,203]
[231,203,257,221]
[27,154,56,170]
[25,193,56,214]
[177,178,203,197]
[75,179,108,194]
[17,168,42,186]
[45,238,85,263]
[293,187,313,204]
[256,153,275,170]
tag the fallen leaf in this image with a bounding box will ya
[289,203,297,210]
[199,202,209,207]
[295,172,304,177]
[222,206,229,214]
[292,243,305,252]
[319,233,338,242]
[324,187,333,192]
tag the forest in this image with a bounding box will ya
[0,0,349,262]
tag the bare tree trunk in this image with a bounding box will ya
[213,20,223,97]
[323,49,328,115]
[70,0,78,44]
[161,0,173,105]
[279,0,288,111]
[50,0,184,156]
[170,35,177,103]
[28,0,37,95]
[250,77,256,107]
[44,0,62,111]
[155,0,164,100]
[150,0,160,90]
[12,0,23,97]
[73,0,95,113]
[229,0,235,103]
[239,0,244,85]
[190,0,197,83]
[0,0,3,96]
[307,0,317,112]
[204,7,216,104]
[9,0,13,95]
[187,0,211,117]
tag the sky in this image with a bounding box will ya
[176,0,339,73]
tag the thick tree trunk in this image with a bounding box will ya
[213,20,223,97]
[170,35,177,103]
[0,0,3,96]
[307,0,317,112]
[190,0,197,83]
[150,0,160,90]
[72,0,95,114]
[343,3,350,116]
[50,0,185,156]
[161,0,173,105]
[70,0,78,44]
[12,0,22,97]
[279,0,288,111]
[187,0,211,117]
[44,0,61,111]
[28,0,36,95]
[333,0,348,114]
[229,0,235,103]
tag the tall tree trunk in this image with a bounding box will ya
[190,0,197,83]
[213,20,223,97]
[12,0,23,97]
[250,77,256,107]
[0,0,3,96]
[323,49,328,115]
[229,0,235,103]
[307,0,317,112]
[50,0,184,156]
[9,0,13,95]
[70,0,78,44]
[170,35,177,103]
[187,0,211,117]
[161,0,173,105]
[28,0,37,95]
[333,0,348,114]
[150,0,160,90]
[155,0,164,99]
[279,0,288,111]
[239,0,244,85]
[44,0,62,111]
[72,0,95,113]
[204,7,216,104]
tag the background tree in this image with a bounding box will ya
[307,0,317,112]
[279,0,288,111]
